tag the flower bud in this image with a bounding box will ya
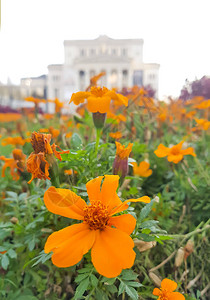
[174,247,185,267]
[149,272,162,287]
[113,142,133,179]
[134,239,157,252]
[92,112,107,129]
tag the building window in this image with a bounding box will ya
[79,70,85,91]
[54,88,59,98]
[149,74,155,80]
[133,70,143,86]
[122,48,127,56]
[53,75,60,81]
[80,49,85,56]
[122,70,128,87]
[111,48,117,55]
[90,48,96,56]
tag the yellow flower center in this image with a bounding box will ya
[159,289,170,300]
[83,201,110,230]
[171,146,180,155]
[90,86,108,97]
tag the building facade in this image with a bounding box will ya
[48,35,160,105]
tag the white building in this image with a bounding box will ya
[48,35,160,106]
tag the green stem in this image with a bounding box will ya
[95,128,101,157]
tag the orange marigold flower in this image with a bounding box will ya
[132,161,152,177]
[44,175,150,278]
[0,113,21,123]
[49,127,60,139]
[27,132,69,183]
[69,86,128,113]
[194,118,210,130]
[154,141,196,164]
[115,141,133,159]
[1,136,26,147]
[109,131,122,139]
[64,169,78,175]
[31,132,53,154]
[12,149,26,172]
[0,149,26,180]
[153,278,185,300]
[27,152,50,184]
[0,156,19,180]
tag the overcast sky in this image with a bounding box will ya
[0,0,210,98]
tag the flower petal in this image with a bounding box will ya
[70,91,91,105]
[101,175,122,209]
[87,95,111,113]
[91,227,135,278]
[86,176,103,203]
[167,154,183,163]
[45,223,96,268]
[181,147,196,157]
[44,186,86,220]
[108,214,136,235]
[169,292,185,300]
[152,288,161,296]
[154,144,170,157]
[110,196,150,216]
[161,278,177,292]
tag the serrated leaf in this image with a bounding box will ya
[6,191,18,198]
[90,274,98,287]
[1,254,9,270]
[75,273,89,283]
[121,270,138,281]
[138,199,155,222]
[118,281,125,296]
[125,285,139,300]
[74,277,89,299]
[7,249,17,259]
[105,284,118,293]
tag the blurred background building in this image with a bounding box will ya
[48,35,159,102]
[0,35,159,113]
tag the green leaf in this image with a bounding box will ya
[121,270,138,281]
[71,133,83,150]
[125,285,139,300]
[7,249,17,259]
[118,281,125,296]
[140,220,159,229]
[90,274,98,287]
[1,254,9,270]
[105,284,118,293]
[75,273,89,283]
[138,199,155,222]
[74,277,89,299]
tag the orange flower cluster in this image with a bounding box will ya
[27,132,69,184]
[44,175,150,278]
[0,149,26,180]
[154,141,196,164]
[70,86,128,113]
[1,136,27,147]
[132,161,153,177]
[153,278,185,300]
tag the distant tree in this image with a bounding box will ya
[180,76,210,101]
